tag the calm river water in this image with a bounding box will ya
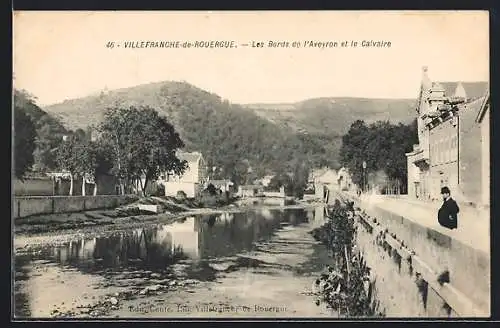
[14,206,334,318]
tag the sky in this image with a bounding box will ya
[13,11,489,106]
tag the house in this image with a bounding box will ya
[237,185,265,198]
[257,175,274,187]
[315,169,338,185]
[406,66,489,205]
[160,151,208,198]
[312,168,339,198]
[336,167,353,192]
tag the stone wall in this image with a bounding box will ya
[13,195,138,219]
[13,178,54,196]
[356,216,458,317]
[360,203,489,313]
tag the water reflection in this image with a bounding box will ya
[14,207,327,318]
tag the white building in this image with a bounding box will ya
[160,151,208,198]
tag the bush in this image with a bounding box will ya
[176,190,188,200]
[206,183,217,196]
[311,199,384,318]
[195,187,232,207]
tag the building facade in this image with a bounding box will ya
[406,67,489,205]
[161,151,208,198]
[475,92,490,208]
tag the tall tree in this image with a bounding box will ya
[14,106,37,179]
[74,139,98,196]
[14,90,68,172]
[99,106,187,196]
[56,135,79,195]
[339,119,417,193]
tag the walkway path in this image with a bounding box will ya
[348,192,490,254]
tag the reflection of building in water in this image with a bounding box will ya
[315,207,325,221]
[257,208,273,220]
[156,217,201,259]
[310,207,326,228]
[77,238,97,259]
[306,209,314,222]
[218,212,235,223]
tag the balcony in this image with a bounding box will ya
[412,148,430,167]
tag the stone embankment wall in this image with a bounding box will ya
[351,205,489,317]
[13,195,138,219]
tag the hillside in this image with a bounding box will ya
[42,81,416,180]
[245,97,416,135]
[14,90,69,172]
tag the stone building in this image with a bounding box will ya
[406,67,489,206]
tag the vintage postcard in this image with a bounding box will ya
[12,11,490,319]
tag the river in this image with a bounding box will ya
[13,206,335,318]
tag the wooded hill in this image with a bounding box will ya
[41,81,415,179]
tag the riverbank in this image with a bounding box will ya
[14,206,332,319]
[14,197,324,250]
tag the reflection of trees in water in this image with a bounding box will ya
[13,254,32,318]
[47,227,187,272]
[199,210,298,258]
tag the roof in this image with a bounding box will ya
[460,95,487,119]
[316,170,338,183]
[240,185,263,190]
[208,180,234,185]
[46,171,72,179]
[475,92,490,123]
[433,81,488,101]
[176,151,203,164]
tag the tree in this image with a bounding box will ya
[74,139,98,196]
[14,90,68,172]
[99,106,187,196]
[91,140,114,196]
[339,119,417,193]
[56,135,79,195]
[14,106,37,179]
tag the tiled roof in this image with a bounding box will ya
[177,151,203,164]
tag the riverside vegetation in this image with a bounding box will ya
[310,200,385,318]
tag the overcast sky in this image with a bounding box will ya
[13,11,489,106]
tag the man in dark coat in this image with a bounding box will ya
[437,186,460,230]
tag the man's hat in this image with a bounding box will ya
[440,186,450,194]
